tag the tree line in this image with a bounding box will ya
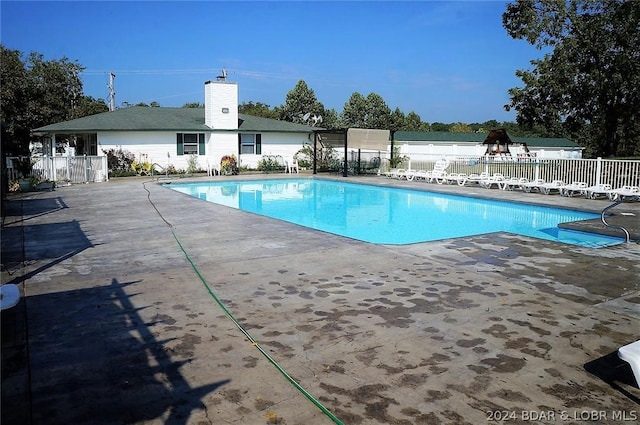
[236,80,545,139]
[2,1,638,159]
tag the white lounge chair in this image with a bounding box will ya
[607,186,639,201]
[502,177,529,191]
[539,180,565,195]
[522,179,546,193]
[406,170,428,181]
[396,169,414,180]
[384,168,404,179]
[560,181,587,197]
[418,159,450,184]
[618,339,640,388]
[584,184,612,199]
[443,173,466,185]
[458,172,489,186]
[479,173,507,189]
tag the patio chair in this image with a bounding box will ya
[458,172,489,186]
[443,173,467,185]
[383,168,400,178]
[560,181,587,197]
[502,177,529,191]
[423,158,450,184]
[584,183,612,199]
[618,339,640,389]
[207,157,221,176]
[285,157,299,174]
[539,180,565,195]
[522,179,547,193]
[479,173,507,189]
[406,170,428,181]
[607,186,639,201]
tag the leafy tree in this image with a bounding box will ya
[320,108,340,129]
[342,91,391,129]
[71,96,108,119]
[450,122,473,133]
[1,46,30,156]
[405,111,429,131]
[503,0,640,157]
[431,122,450,132]
[389,108,406,132]
[279,80,324,124]
[238,101,279,119]
[1,45,102,156]
[364,93,391,129]
[342,92,368,128]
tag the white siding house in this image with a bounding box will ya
[32,81,314,173]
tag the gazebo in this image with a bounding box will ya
[483,129,514,156]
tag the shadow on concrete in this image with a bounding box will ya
[3,278,229,425]
[2,195,229,424]
[584,351,640,405]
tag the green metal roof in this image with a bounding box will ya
[32,107,314,134]
[394,131,580,149]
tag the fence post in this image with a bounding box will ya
[84,155,89,183]
[595,157,602,186]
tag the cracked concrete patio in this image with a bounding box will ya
[2,173,639,425]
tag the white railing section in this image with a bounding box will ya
[389,155,639,188]
[7,156,108,184]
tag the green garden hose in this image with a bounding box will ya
[143,181,344,425]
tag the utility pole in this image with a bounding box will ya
[108,72,116,111]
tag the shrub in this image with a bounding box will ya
[186,154,199,174]
[103,148,135,173]
[257,156,283,172]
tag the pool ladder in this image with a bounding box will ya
[600,200,632,243]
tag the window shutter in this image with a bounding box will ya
[238,133,241,154]
[256,134,262,155]
[198,133,205,155]
[176,133,184,155]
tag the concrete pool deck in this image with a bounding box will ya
[2,173,639,425]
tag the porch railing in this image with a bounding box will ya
[6,156,108,184]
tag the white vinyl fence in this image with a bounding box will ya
[7,156,108,184]
[390,155,640,188]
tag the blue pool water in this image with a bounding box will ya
[165,179,624,247]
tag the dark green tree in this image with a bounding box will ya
[1,46,103,156]
[279,80,324,124]
[342,92,368,128]
[430,122,450,132]
[503,0,640,157]
[342,92,392,129]
[405,111,429,131]
[1,46,30,156]
[238,101,279,119]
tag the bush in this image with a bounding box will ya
[104,148,135,173]
[257,156,283,172]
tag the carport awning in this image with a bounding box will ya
[347,128,390,151]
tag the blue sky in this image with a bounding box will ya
[1,1,545,123]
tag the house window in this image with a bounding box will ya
[176,133,205,155]
[239,133,261,154]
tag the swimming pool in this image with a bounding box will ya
[165,179,624,247]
